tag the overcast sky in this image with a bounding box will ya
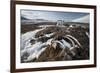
[21,9,89,22]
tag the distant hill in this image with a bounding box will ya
[21,16,29,20]
[21,18,54,25]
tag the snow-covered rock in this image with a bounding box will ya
[61,39,71,49]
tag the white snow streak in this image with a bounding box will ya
[22,42,47,62]
[45,33,54,37]
[61,39,71,48]
[86,32,89,38]
[21,28,45,50]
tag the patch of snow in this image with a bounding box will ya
[21,42,42,57]
[61,39,71,49]
[24,39,32,50]
[26,42,43,54]
[35,47,47,59]
[45,33,54,37]
[86,32,89,38]
[21,28,45,50]
[24,51,37,62]
[39,25,54,27]
[21,41,48,62]
[23,42,47,62]
[69,25,73,28]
